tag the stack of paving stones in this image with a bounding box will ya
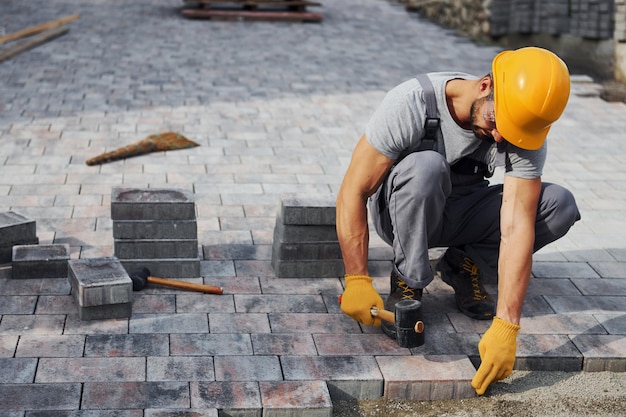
[68,257,133,320]
[11,243,70,279]
[0,211,38,264]
[271,194,343,278]
[111,187,201,278]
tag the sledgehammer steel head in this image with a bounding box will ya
[395,299,424,348]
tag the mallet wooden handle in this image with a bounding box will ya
[370,307,424,334]
[147,276,223,295]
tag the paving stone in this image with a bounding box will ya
[129,313,209,334]
[281,355,383,400]
[571,335,626,371]
[519,313,607,334]
[272,221,338,243]
[271,259,345,279]
[272,240,342,261]
[115,237,199,258]
[146,410,218,417]
[515,334,583,371]
[203,244,272,260]
[214,356,282,381]
[278,195,336,226]
[85,334,170,357]
[11,243,70,279]
[411,330,481,356]
[190,381,261,414]
[111,187,196,221]
[147,356,215,381]
[82,382,190,410]
[235,295,327,313]
[0,295,37,314]
[199,260,237,277]
[36,357,145,382]
[259,381,332,417]
[532,261,601,279]
[268,313,361,334]
[589,261,626,278]
[595,313,626,334]
[259,277,343,295]
[16,335,85,358]
[571,278,626,295]
[120,258,201,279]
[0,358,37,383]
[0,383,82,411]
[34,295,80,314]
[376,355,477,400]
[544,295,626,314]
[170,333,253,356]
[0,277,70,295]
[68,257,133,307]
[313,334,410,356]
[234,260,277,278]
[0,211,37,247]
[131,294,176,314]
[209,313,270,333]
[0,336,18,357]
[251,334,317,355]
[0,315,65,336]
[113,219,198,240]
[63,315,130,335]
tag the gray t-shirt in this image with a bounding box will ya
[365,72,546,179]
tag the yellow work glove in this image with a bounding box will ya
[340,274,384,327]
[471,316,520,395]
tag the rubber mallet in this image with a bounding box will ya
[130,267,223,294]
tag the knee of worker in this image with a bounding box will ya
[540,184,581,237]
[393,151,451,196]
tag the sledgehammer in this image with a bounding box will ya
[130,267,223,295]
[339,296,424,348]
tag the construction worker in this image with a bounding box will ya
[336,47,581,395]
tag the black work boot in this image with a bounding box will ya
[381,269,423,339]
[436,247,495,320]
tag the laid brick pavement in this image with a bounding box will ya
[1,0,626,414]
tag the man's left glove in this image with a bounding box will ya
[471,316,520,395]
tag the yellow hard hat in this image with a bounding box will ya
[492,47,570,150]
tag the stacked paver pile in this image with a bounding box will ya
[271,195,344,278]
[111,187,201,278]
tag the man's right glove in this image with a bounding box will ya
[340,274,384,326]
[471,316,520,395]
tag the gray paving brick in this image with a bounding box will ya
[515,334,584,371]
[11,244,69,279]
[209,313,270,333]
[120,258,201,279]
[82,382,190,410]
[68,258,133,307]
[111,187,196,221]
[85,334,170,357]
[203,244,272,261]
[0,295,37,314]
[146,410,217,417]
[16,335,85,358]
[36,357,145,382]
[0,315,65,336]
[129,313,209,334]
[571,335,626,372]
[0,358,37,383]
[0,383,82,411]
[114,239,199,259]
[259,277,344,295]
[235,295,327,313]
[268,313,361,334]
[113,219,198,239]
[279,195,336,226]
[281,356,383,400]
[0,211,37,248]
[272,221,338,244]
[0,336,18,357]
[170,333,253,356]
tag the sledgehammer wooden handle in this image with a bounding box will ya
[147,276,223,295]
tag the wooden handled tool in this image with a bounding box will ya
[130,267,223,294]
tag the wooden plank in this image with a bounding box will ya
[0,26,70,63]
[0,14,79,45]
[182,8,323,22]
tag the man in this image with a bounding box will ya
[336,47,581,395]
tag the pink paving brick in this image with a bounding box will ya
[201,276,262,295]
[260,381,332,417]
[174,293,236,314]
[209,312,271,333]
[170,333,253,356]
[376,355,476,400]
[314,334,410,356]
[214,355,282,381]
[190,381,261,411]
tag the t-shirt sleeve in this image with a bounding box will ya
[503,141,547,179]
[365,80,426,160]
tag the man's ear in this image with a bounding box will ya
[478,75,493,97]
